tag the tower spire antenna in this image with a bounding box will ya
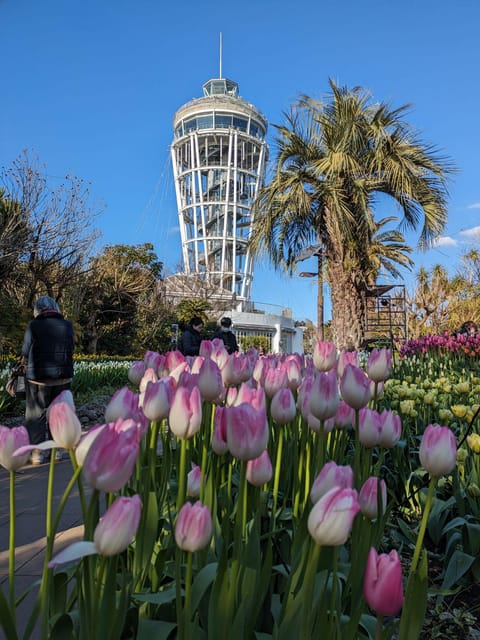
[219,32,223,79]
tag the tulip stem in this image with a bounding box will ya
[272,426,284,526]
[8,470,16,624]
[302,542,322,637]
[176,438,189,512]
[353,409,361,485]
[410,475,436,575]
[184,551,193,637]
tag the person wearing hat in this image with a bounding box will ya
[213,317,239,355]
[179,316,204,356]
[21,296,74,463]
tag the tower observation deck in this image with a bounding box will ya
[171,77,268,306]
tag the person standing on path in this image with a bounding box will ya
[213,317,239,354]
[22,296,74,462]
[179,316,204,356]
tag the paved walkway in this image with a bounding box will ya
[0,458,86,639]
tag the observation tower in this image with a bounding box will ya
[171,73,268,307]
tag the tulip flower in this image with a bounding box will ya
[139,367,158,394]
[309,369,340,421]
[48,400,82,449]
[82,420,140,492]
[165,350,186,373]
[334,400,355,429]
[313,341,337,371]
[284,356,302,391]
[175,501,213,552]
[221,353,253,386]
[169,386,203,439]
[363,547,404,617]
[128,360,145,387]
[212,406,229,455]
[270,387,297,425]
[75,424,105,467]
[141,378,173,421]
[310,461,354,504]
[307,486,360,546]
[197,358,224,402]
[49,495,142,567]
[225,403,269,461]
[246,450,273,487]
[359,477,387,519]
[104,387,140,423]
[263,366,289,398]
[419,424,457,477]
[358,407,381,448]
[340,364,372,410]
[0,426,30,471]
[144,350,164,371]
[336,349,358,379]
[232,382,266,412]
[366,348,392,383]
[187,463,202,497]
[377,410,402,448]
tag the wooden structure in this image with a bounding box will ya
[363,284,407,349]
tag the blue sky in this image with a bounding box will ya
[2,0,479,322]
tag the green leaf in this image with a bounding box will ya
[49,613,75,640]
[0,586,18,640]
[397,550,428,640]
[190,563,218,614]
[133,586,177,605]
[440,550,475,591]
[136,618,177,640]
[465,522,480,555]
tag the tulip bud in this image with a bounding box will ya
[187,463,202,497]
[359,477,387,519]
[226,404,269,461]
[340,364,372,410]
[270,388,297,425]
[246,450,273,487]
[307,487,360,546]
[48,400,82,449]
[94,495,142,556]
[363,547,404,616]
[75,424,105,467]
[309,369,340,421]
[0,426,30,471]
[366,348,392,383]
[336,349,358,379]
[212,406,229,455]
[104,387,140,423]
[358,407,381,448]
[467,434,480,454]
[419,424,457,477]
[169,386,203,439]
[263,366,289,398]
[141,378,173,422]
[128,361,145,387]
[313,341,337,371]
[334,400,355,429]
[82,420,139,492]
[175,501,213,552]
[198,358,224,402]
[377,410,402,448]
[310,461,354,504]
[139,368,158,394]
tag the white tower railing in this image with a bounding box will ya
[171,77,268,305]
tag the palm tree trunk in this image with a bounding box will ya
[329,264,365,350]
[317,251,324,341]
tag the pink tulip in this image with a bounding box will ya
[336,349,358,379]
[284,357,302,391]
[139,367,158,394]
[0,426,30,471]
[313,341,337,371]
[252,358,267,386]
[363,547,404,616]
[142,378,174,421]
[378,410,402,448]
[212,406,229,455]
[48,400,82,449]
[187,463,202,497]
[369,379,385,400]
[94,495,142,556]
[232,383,266,412]
[358,407,381,448]
[366,348,392,383]
[307,486,360,546]
[359,477,387,519]
[334,401,355,429]
[309,369,340,421]
[221,353,252,386]
[75,424,105,467]
[246,450,273,487]
[310,461,354,504]
[82,420,139,492]
[419,424,457,477]
[340,364,372,410]
[128,361,146,387]
[175,501,213,552]
[271,387,297,425]
[165,350,186,373]
[144,350,164,371]
[198,358,224,402]
[104,387,140,423]
[50,389,75,410]
[226,404,269,461]
[263,366,288,398]
[169,386,203,439]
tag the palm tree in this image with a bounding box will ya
[249,80,453,348]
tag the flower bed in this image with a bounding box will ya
[0,341,478,639]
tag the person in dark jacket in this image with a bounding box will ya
[213,317,239,354]
[180,316,204,356]
[22,296,74,460]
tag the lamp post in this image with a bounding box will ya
[297,245,324,341]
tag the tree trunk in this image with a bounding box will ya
[329,264,365,350]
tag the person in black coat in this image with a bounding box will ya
[22,296,74,452]
[213,317,239,354]
[180,316,204,356]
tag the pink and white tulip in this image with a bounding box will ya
[225,404,269,461]
[419,424,457,477]
[307,486,360,546]
[340,364,372,410]
[246,450,273,487]
[310,461,354,504]
[313,341,337,371]
[169,386,203,439]
[187,463,202,497]
[270,387,297,425]
[48,400,82,449]
[363,548,404,617]
[0,426,30,471]
[359,477,387,519]
[366,348,392,383]
[309,369,340,421]
[175,501,213,552]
